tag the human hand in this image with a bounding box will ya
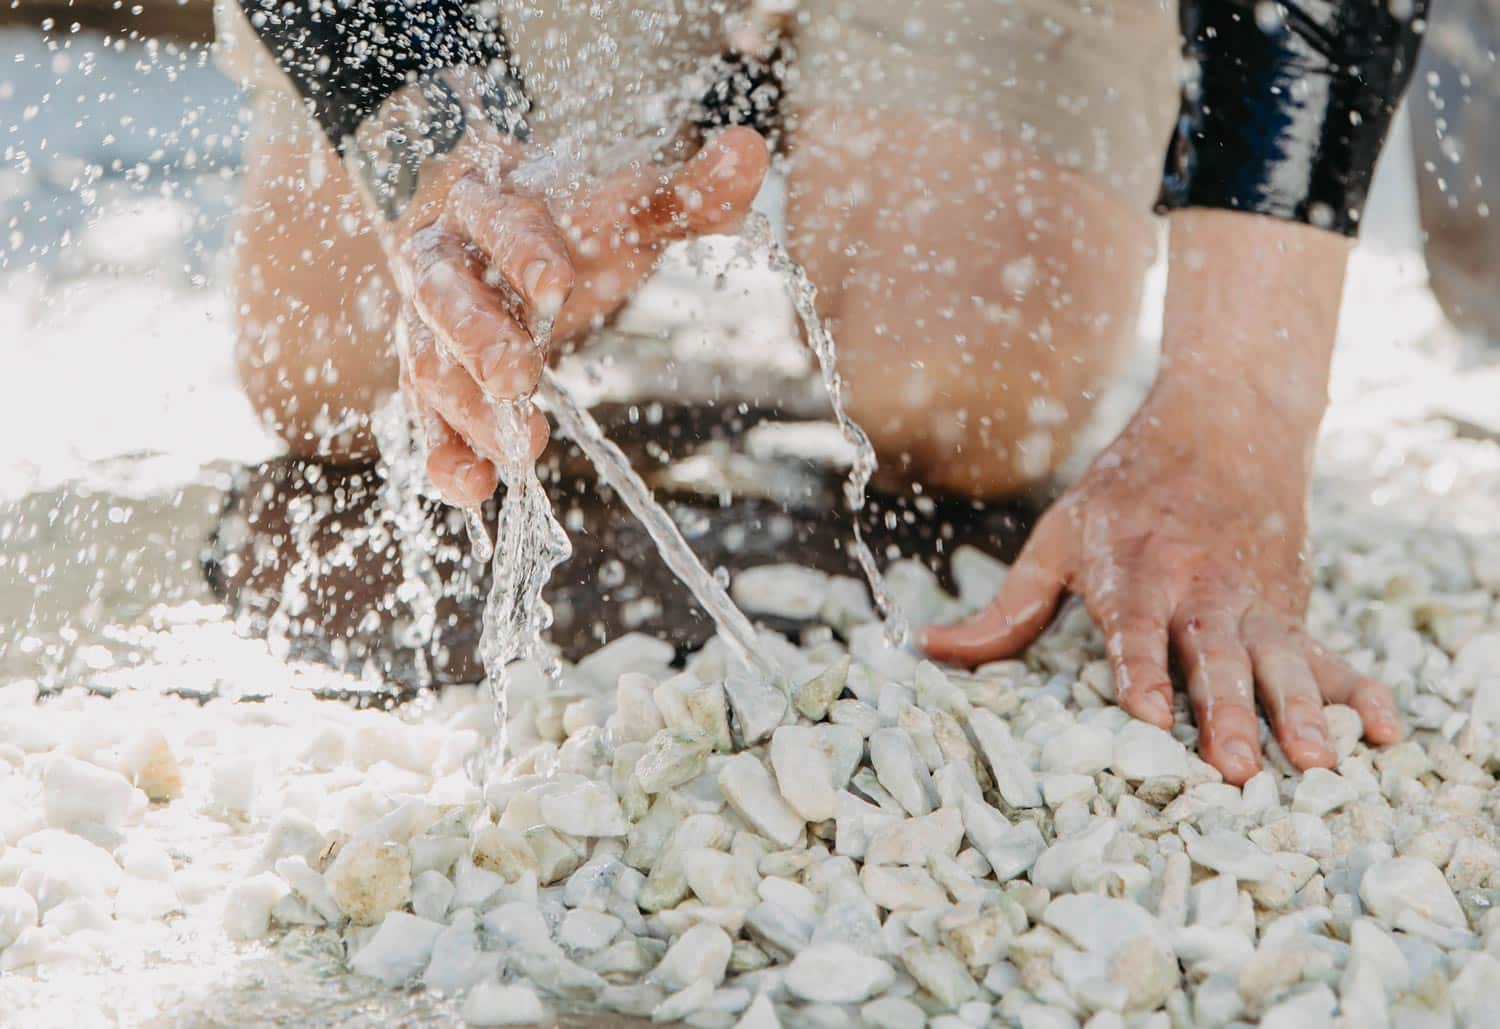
[924,209,1403,785]
[924,392,1402,784]
[384,124,769,507]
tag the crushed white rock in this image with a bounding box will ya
[6,531,1500,1028]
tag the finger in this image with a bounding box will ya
[1092,576,1174,730]
[407,342,549,469]
[573,127,770,252]
[647,126,770,240]
[419,405,499,508]
[922,514,1070,667]
[1307,643,1404,746]
[449,178,574,318]
[1242,609,1336,770]
[1172,604,1261,786]
[403,228,545,400]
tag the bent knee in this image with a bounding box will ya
[230,98,399,460]
[850,373,1104,498]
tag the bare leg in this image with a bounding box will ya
[229,95,398,462]
[786,107,1159,498]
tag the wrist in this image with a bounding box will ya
[346,65,529,228]
[1156,208,1349,446]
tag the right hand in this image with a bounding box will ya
[390,127,771,508]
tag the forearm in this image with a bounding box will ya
[1155,209,1351,458]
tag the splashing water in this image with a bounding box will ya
[741,213,910,647]
[477,396,572,761]
[463,508,495,563]
[536,369,776,680]
[370,396,443,654]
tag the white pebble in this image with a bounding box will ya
[325,838,412,925]
[770,726,837,822]
[869,729,935,817]
[222,871,290,941]
[0,886,39,949]
[118,730,183,802]
[733,565,830,620]
[1040,723,1114,776]
[43,756,141,834]
[736,992,782,1029]
[411,869,454,922]
[865,808,964,866]
[968,710,1042,809]
[1359,856,1467,930]
[723,670,789,746]
[652,923,732,991]
[1110,721,1189,782]
[862,995,926,1029]
[859,865,948,911]
[557,908,622,953]
[719,754,803,848]
[784,942,895,1004]
[540,782,628,838]
[209,756,257,818]
[1291,768,1358,816]
[350,911,444,987]
[1186,831,1275,882]
[1031,819,1119,894]
[461,980,546,1026]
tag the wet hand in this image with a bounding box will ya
[924,393,1403,785]
[389,128,769,507]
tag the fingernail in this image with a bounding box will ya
[521,259,549,303]
[1296,724,1331,746]
[450,459,475,494]
[482,340,528,394]
[1223,739,1258,769]
[1136,692,1171,725]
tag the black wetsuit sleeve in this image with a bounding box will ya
[1157,0,1429,235]
[236,0,517,148]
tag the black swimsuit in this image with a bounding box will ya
[237,0,1429,237]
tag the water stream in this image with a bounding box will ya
[369,158,905,773]
[476,395,572,762]
[536,369,775,680]
[741,213,910,647]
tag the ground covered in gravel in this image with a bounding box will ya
[6,484,1500,1029]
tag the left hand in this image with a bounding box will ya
[923,209,1404,786]
[923,387,1402,785]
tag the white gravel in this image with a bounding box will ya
[11,509,1500,1027]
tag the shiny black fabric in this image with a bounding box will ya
[237,0,518,147]
[1159,0,1430,235]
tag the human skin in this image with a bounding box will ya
[230,96,769,494]
[925,209,1405,785]
[227,104,1401,783]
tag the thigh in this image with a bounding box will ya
[229,91,399,459]
[779,1,1176,496]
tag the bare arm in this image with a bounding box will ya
[928,0,1426,782]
